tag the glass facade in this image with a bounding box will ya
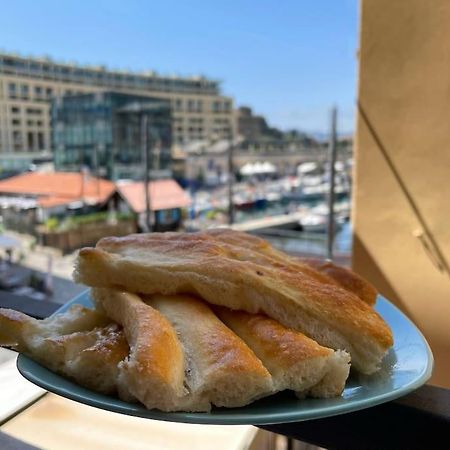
[52,92,172,180]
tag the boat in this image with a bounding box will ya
[297,212,342,233]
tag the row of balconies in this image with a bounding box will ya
[1,57,219,95]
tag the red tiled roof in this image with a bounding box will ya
[117,180,191,213]
[0,172,115,208]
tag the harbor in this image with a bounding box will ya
[184,157,351,251]
[184,161,352,264]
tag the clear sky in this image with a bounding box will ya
[1,0,358,134]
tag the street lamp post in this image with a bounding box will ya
[227,139,235,225]
[326,106,338,260]
[141,113,152,233]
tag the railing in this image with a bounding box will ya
[252,228,351,264]
[261,384,449,450]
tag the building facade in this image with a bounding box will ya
[235,106,271,139]
[0,52,235,157]
[235,106,282,140]
[52,92,172,180]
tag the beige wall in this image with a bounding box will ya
[354,0,450,387]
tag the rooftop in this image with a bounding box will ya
[0,172,115,208]
[117,179,191,213]
[0,52,220,96]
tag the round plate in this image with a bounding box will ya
[17,291,433,425]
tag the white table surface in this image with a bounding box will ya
[0,349,46,424]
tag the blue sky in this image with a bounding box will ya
[1,0,358,134]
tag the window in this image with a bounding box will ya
[13,130,22,144]
[36,120,43,126]
[27,132,34,149]
[26,108,42,115]
[11,106,20,114]
[20,84,29,99]
[27,120,35,126]
[38,132,45,150]
[223,101,231,112]
[157,209,178,225]
[8,83,16,99]
[34,86,43,96]
[212,101,220,112]
[175,99,183,111]
[187,99,195,112]
[197,100,203,112]
[46,87,53,98]
[12,119,21,126]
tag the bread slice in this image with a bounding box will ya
[0,304,109,349]
[91,288,193,411]
[146,294,273,408]
[300,258,377,306]
[215,307,350,398]
[205,229,377,305]
[0,307,128,395]
[75,230,393,374]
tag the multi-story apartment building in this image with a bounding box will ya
[0,52,235,158]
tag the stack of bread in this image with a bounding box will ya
[0,229,393,412]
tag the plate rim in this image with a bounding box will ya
[17,292,434,425]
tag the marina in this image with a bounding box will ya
[185,163,353,262]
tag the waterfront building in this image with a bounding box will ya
[0,171,115,233]
[0,52,235,158]
[0,171,191,237]
[117,179,191,232]
[52,92,172,180]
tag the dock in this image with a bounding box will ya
[230,212,303,232]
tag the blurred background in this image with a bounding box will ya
[0,0,355,301]
[0,0,449,449]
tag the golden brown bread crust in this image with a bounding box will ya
[216,307,332,363]
[147,294,273,408]
[207,229,377,305]
[215,307,350,397]
[91,288,190,411]
[205,229,338,286]
[75,229,393,374]
[0,308,31,348]
[299,258,377,306]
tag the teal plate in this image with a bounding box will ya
[17,291,433,425]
